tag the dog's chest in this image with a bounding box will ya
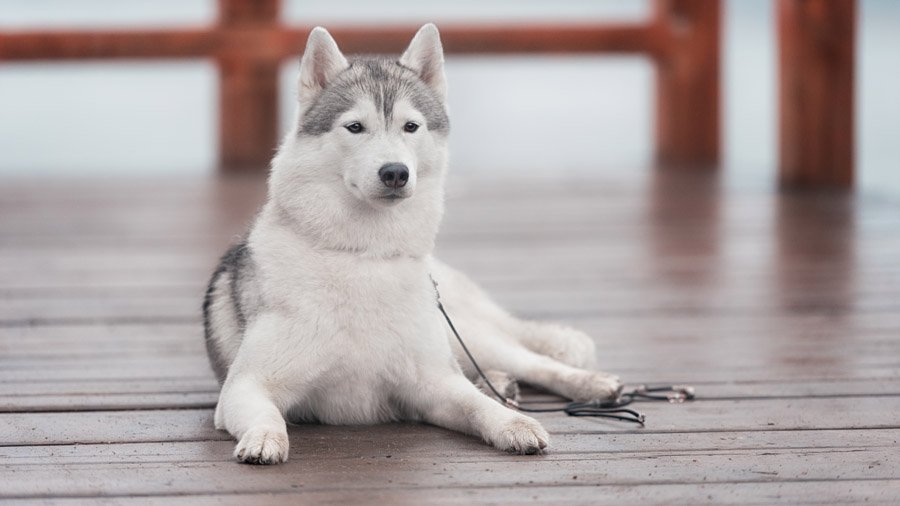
[268,254,447,423]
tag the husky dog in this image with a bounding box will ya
[203,24,622,464]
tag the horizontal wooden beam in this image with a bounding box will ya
[0,24,662,62]
[0,29,217,61]
[323,24,663,55]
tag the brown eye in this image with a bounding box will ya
[345,122,364,134]
[403,121,419,133]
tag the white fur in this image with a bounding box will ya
[212,24,620,464]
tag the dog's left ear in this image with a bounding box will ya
[400,24,447,102]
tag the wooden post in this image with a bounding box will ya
[217,0,281,172]
[778,0,856,189]
[654,0,721,169]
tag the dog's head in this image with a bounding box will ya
[270,24,450,256]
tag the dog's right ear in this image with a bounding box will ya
[298,27,349,104]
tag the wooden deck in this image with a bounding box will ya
[1,169,899,504]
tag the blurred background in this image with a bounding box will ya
[1,0,898,196]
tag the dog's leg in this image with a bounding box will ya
[502,320,599,370]
[215,374,289,464]
[214,316,291,465]
[432,260,618,384]
[431,260,602,370]
[499,344,621,403]
[413,374,548,454]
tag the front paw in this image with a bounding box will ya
[489,415,550,455]
[234,426,289,464]
[567,371,623,403]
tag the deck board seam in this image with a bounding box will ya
[4,476,900,500]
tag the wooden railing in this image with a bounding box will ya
[0,0,855,188]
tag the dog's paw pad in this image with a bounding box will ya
[234,427,289,465]
[491,416,549,455]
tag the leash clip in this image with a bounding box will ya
[634,384,696,403]
[668,385,695,403]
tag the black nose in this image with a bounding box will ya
[378,163,409,189]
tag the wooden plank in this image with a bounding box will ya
[0,371,216,397]
[2,173,894,224]
[11,245,900,279]
[6,318,899,358]
[4,373,900,401]
[3,317,899,388]
[0,393,217,413]
[0,409,221,446]
[5,217,900,251]
[5,363,896,392]
[2,198,893,241]
[6,377,900,413]
[0,349,897,383]
[2,332,898,377]
[4,225,900,266]
[536,396,900,434]
[778,0,856,188]
[5,328,899,377]
[2,177,897,249]
[2,429,897,502]
[3,257,900,295]
[0,442,897,498]
[4,396,900,447]
[2,286,900,326]
[6,355,890,385]
[0,378,218,396]
[6,427,900,463]
[5,481,896,505]
[0,361,211,383]
[3,285,900,324]
[5,266,900,301]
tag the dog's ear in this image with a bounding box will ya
[400,24,447,102]
[298,27,349,104]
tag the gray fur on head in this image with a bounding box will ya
[297,24,449,136]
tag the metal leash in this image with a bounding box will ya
[431,276,695,426]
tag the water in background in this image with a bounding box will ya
[0,0,897,196]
